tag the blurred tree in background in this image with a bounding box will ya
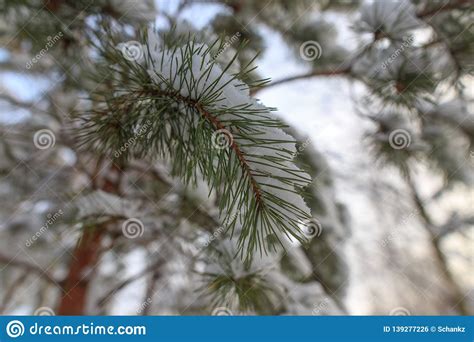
[0,0,472,315]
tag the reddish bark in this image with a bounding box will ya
[57,162,122,315]
[57,226,103,315]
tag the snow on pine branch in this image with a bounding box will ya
[78,29,313,260]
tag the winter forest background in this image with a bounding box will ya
[0,0,472,316]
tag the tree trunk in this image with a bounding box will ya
[57,161,122,315]
[407,172,469,315]
[57,226,104,315]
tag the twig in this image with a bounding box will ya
[141,268,161,316]
[406,171,469,315]
[97,257,165,309]
[251,67,350,95]
[0,252,59,287]
[0,271,29,313]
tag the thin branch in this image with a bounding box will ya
[0,93,40,112]
[0,271,29,314]
[250,0,470,96]
[0,252,59,286]
[437,214,474,238]
[406,171,469,315]
[97,257,165,309]
[141,268,161,315]
[251,67,350,95]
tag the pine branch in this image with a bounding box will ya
[77,28,312,262]
[197,244,284,315]
[138,87,266,206]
